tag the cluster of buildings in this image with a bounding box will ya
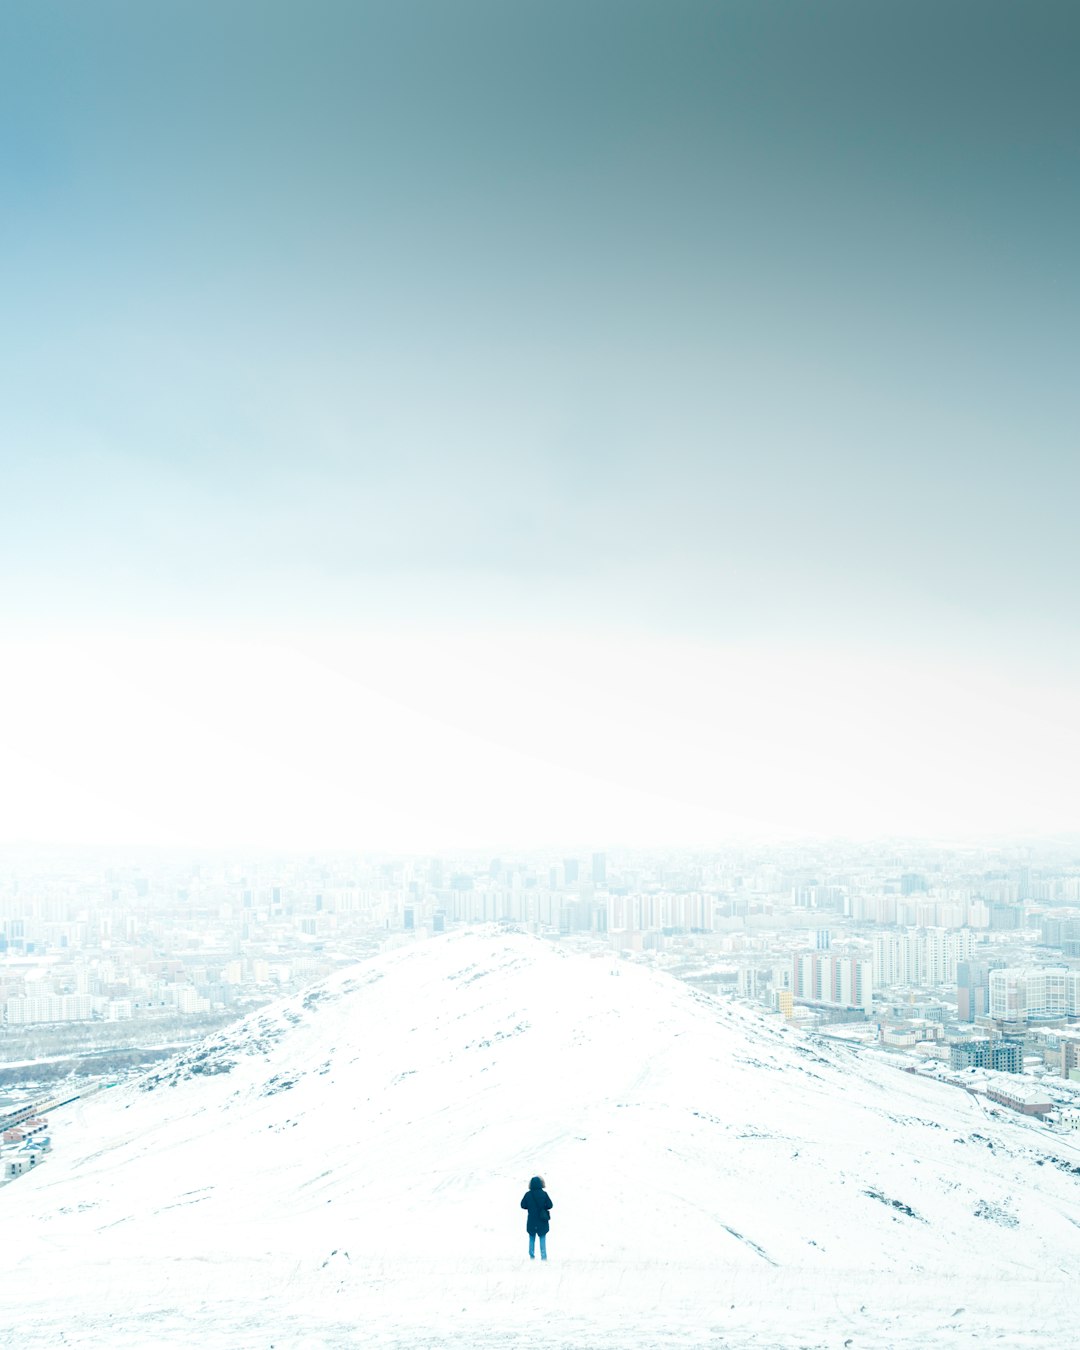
[0,1093,59,1183]
[871,928,978,987]
[4,841,1080,1127]
[0,1082,102,1187]
[0,854,402,1048]
[2,1112,51,1179]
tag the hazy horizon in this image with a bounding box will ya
[2,2,1077,850]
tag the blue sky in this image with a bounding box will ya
[1,2,1078,846]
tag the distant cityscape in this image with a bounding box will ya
[5,838,1080,1179]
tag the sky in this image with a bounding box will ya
[1,1,1078,850]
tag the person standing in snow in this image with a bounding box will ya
[521,1175,553,1260]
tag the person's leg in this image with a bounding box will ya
[539,1233,547,1260]
[529,1232,535,1258]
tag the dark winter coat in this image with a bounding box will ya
[521,1181,553,1235]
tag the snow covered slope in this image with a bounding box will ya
[6,930,1080,1348]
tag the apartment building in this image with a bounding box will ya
[792,952,873,1015]
[989,967,1080,1023]
[872,928,977,989]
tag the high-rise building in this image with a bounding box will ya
[792,952,872,1015]
[871,928,976,989]
[1040,916,1080,955]
[591,853,607,886]
[989,967,1080,1022]
[956,960,999,1022]
[3,994,94,1024]
[738,967,767,999]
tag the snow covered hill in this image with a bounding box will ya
[6,930,1080,1348]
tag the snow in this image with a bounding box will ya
[5,928,1080,1348]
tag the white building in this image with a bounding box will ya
[989,967,1080,1022]
[172,986,200,1014]
[872,928,977,989]
[3,994,95,1025]
[792,952,873,1015]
